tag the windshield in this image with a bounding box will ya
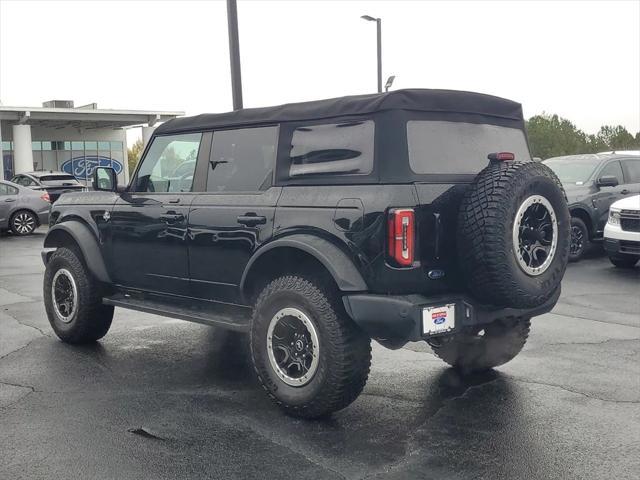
[407,121,531,175]
[38,175,81,186]
[543,157,600,184]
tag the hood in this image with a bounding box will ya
[561,182,593,204]
[611,195,640,211]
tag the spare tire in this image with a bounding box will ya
[457,160,570,308]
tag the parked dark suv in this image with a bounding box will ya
[42,90,570,418]
[543,154,640,261]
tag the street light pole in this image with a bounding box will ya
[227,0,243,110]
[361,15,382,93]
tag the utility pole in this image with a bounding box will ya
[227,0,243,110]
[361,15,382,93]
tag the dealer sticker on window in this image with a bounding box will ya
[423,304,456,335]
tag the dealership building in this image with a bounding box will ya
[0,100,183,185]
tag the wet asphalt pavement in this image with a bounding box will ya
[1,228,639,479]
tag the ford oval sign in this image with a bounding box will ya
[61,155,123,180]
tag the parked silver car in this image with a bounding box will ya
[0,180,51,235]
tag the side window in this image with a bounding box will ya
[207,126,278,192]
[133,133,202,193]
[621,159,640,184]
[0,184,17,195]
[288,120,374,177]
[599,161,624,184]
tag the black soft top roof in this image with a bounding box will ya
[155,89,524,135]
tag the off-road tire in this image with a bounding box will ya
[250,275,371,419]
[609,255,638,268]
[44,247,114,344]
[569,217,589,262]
[458,160,570,308]
[10,210,38,236]
[429,317,531,374]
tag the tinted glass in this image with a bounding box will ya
[0,183,18,195]
[71,141,84,150]
[544,156,601,184]
[134,133,201,193]
[98,141,110,150]
[32,141,42,151]
[207,126,278,192]
[41,141,52,151]
[598,161,624,184]
[622,159,640,183]
[39,175,80,186]
[289,121,374,177]
[408,121,531,175]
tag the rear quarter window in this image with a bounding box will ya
[288,120,374,177]
[407,121,531,175]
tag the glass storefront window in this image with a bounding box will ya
[71,141,84,150]
[41,141,52,150]
[32,141,42,150]
[64,142,71,150]
[98,141,110,150]
[85,141,97,150]
[1,141,12,151]
[111,141,123,151]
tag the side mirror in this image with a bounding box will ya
[596,175,619,188]
[93,167,118,192]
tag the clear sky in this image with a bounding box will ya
[1,0,638,146]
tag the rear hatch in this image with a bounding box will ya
[38,175,85,201]
[407,120,531,283]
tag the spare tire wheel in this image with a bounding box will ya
[457,160,570,308]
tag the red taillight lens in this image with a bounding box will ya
[387,208,415,267]
[488,151,515,162]
[41,192,51,203]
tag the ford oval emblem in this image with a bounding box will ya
[434,316,446,325]
[61,155,123,180]
[428,269,445,280]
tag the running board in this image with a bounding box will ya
[103,293,251,332]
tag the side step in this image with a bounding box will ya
[103,293,251,332]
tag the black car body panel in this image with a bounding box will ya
[44,89,557,347]
[544,154,640,240]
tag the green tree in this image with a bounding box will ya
[525,113,588,159]
[127,138,144,175]
[596,125,636,151]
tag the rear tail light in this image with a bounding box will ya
[41,192,51,203]
[387,208,415,267]
[488,151,515,162]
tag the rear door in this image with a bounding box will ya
[188,126,280,304]
[620,158,640,196]
[0,183,18,226]
[107,132,204,295]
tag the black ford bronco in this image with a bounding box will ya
[42,89,570,418]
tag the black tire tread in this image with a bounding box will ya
[44,247,113,344]
[250,275,371,419]
[457,160,569,308]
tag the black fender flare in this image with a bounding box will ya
[43,221,111,283]
[240,234,368,295]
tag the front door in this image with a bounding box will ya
[592,160,626,235]
[107,132,203,295]
[188,126,280,304]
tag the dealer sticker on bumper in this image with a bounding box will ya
[423,304,456,335]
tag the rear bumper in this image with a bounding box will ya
[343,287,560,349]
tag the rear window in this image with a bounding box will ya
[407,121,531,175]
[289,120,374,177]
[38,175,80,186]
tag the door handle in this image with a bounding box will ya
[4,198,16,202]
[159,212,185,224]
[621,189,630,195]
[237,214,267,226]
